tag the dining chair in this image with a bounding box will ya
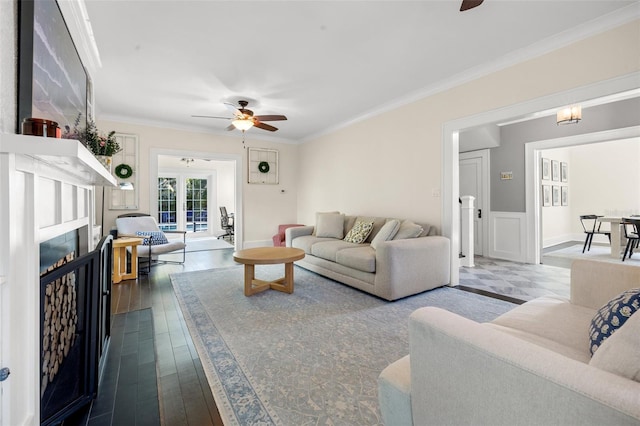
[579,215,611,253]
[621,218,640,261]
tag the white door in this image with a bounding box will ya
[459,150,489,256]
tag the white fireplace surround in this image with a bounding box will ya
[0,132,115,425]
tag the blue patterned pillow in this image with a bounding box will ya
[589,288,640,355]
[135,231,169,245]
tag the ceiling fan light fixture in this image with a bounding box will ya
[232,119,254,131]
[557,105,582,125]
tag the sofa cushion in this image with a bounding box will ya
[290,235,336,254]
[344,218,375,243]
[392,220,423,240]
[490,296,594,356]
[590,311,640,381]
[484,323,591,363]
[311,240,360,262]
[371,219,401,250]
[336,246,376,273]
[316,212,345,238]
[136,230,169,245]
[589,287,640,355]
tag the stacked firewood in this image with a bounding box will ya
[40,254,78,396]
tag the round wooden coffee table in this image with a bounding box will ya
[233,247,305,296]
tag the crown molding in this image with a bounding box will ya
[303,5,640,143]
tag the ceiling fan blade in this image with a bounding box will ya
[191,115,231,119]
[460,0,483,11]
[225,124,236,131]
[254,122,278,132]
[224,102,243,118]
[254,115,287,122]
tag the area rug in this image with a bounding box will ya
[170,265,517,426]
[545,243,640,266]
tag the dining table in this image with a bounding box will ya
[597,217,625,258]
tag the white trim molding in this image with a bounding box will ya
[443,72,640,282]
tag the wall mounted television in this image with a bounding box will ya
[18,0,88,137]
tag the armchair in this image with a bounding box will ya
[115,215,186,273]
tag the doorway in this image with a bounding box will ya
[443,74,639,284]
[525,128,640,264]
[459,150,490,256]
[150,149,244,248]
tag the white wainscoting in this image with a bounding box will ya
[489,211,528,262]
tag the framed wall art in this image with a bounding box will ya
[561,186,568,206]
[551,160,560,182]
[542,185,551,207]
[552,186,560,206]
[248,148,279,184]
[18,0,88,136]
[541,158,550,180]
[561,162,568,182]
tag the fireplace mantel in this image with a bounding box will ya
[0,133,117,187]
[0,132,116,425]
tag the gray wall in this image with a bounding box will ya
[0,0,17,134]
[491,97,640,212]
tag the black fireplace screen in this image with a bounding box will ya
[39,235,112,426]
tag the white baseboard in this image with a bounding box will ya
[242,240,274,249]
[543,234,580,248]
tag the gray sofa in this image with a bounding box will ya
[285,213,450,301]
[378,259,640,425]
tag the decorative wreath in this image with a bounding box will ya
[114,163,133,179]
[258,161,270,173]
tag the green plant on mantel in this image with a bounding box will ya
[66,114,120,156]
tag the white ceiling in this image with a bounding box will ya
[84,0,639,143]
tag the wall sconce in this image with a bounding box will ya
[557,105,582,125]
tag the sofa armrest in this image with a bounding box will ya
[285,225,314,246]
[374,236,450,300]
[570,259,640,310]
[406,307,640,425]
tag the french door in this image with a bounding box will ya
[157,175,212,235]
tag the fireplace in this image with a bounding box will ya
[38,229,112,426]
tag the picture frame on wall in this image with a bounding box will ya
[542,185,551,207]
[561,162,568,182]
[541,158,550,180]
[552,160,560,182]
[561,186,568,206]
[552,185,560,206]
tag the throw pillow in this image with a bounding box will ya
[370,219,401,250]
[344,219,375,244]
[392,220,424,240]
[316,213,345,238]
[589,288,640,355]
[136,231,169,245]
[589,311,640,382]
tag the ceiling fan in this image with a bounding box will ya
[460,0,483,11]
[192,100,287,132]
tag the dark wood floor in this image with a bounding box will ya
[104,247,236,425]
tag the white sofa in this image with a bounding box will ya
[286,213,450,301]
[378,259,640,425]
